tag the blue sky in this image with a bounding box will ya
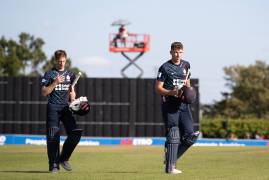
[1,0,269,104]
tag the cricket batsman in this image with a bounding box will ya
[41,50,86,173]
[155,42,199,174]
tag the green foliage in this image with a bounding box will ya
[203,61,269,119]
[201,118,269,139]
[0,33,86,77]
[0,38,25,76]
[19,33,47,73]
[0,33,46,76]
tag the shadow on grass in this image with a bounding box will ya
[0,170,48,173]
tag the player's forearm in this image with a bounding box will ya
[156,86,175,96]
[185,79,191,87]
[155,81,176,96]
[69,91,76,102]
[41,82,57,97]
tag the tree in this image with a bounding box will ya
[0,32,86,77]
[0,37,24,76]
[203,61,269,119]
[0,32,46,76]
[19,33,46,75]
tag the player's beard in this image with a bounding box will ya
[172,57,181,65]
[57,63,65,71]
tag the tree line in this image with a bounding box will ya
[0,32,85,77]
[202,60,269,119]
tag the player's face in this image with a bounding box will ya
[170,48,184,63]
[56,56,66,70]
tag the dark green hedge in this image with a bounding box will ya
[201,118,269,139]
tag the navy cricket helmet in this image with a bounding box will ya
[181,86,197,104]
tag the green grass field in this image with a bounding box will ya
[0,146,269,180]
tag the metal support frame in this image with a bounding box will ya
[120,52,144,78]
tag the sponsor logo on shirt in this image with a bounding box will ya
[55,84,70,91]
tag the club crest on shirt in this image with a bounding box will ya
[183,69,186,75]
[66,75,70,82]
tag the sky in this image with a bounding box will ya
[1,0,269,104]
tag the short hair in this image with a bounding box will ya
[54,50,67,60]
[171,42,184,50]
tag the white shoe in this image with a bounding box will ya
[169,168,182,174]
[194,131,200,137]
[60,161,72,171]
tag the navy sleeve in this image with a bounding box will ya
[41,72,52,87]
[156,65,166,82]
[186,62,190,69]
[185,62,191,79]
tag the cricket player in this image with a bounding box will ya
[155,42,199,174]
[41,50,83,173]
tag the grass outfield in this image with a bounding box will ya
[0,146,269,180]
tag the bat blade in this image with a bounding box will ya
[72,72,82,87]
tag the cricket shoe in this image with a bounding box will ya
[60,161,72,171]
[50,167,59,173]
[166,165,182,174]
[49,163,59,173]
[193,131,200,137]
[167,168,182,174]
